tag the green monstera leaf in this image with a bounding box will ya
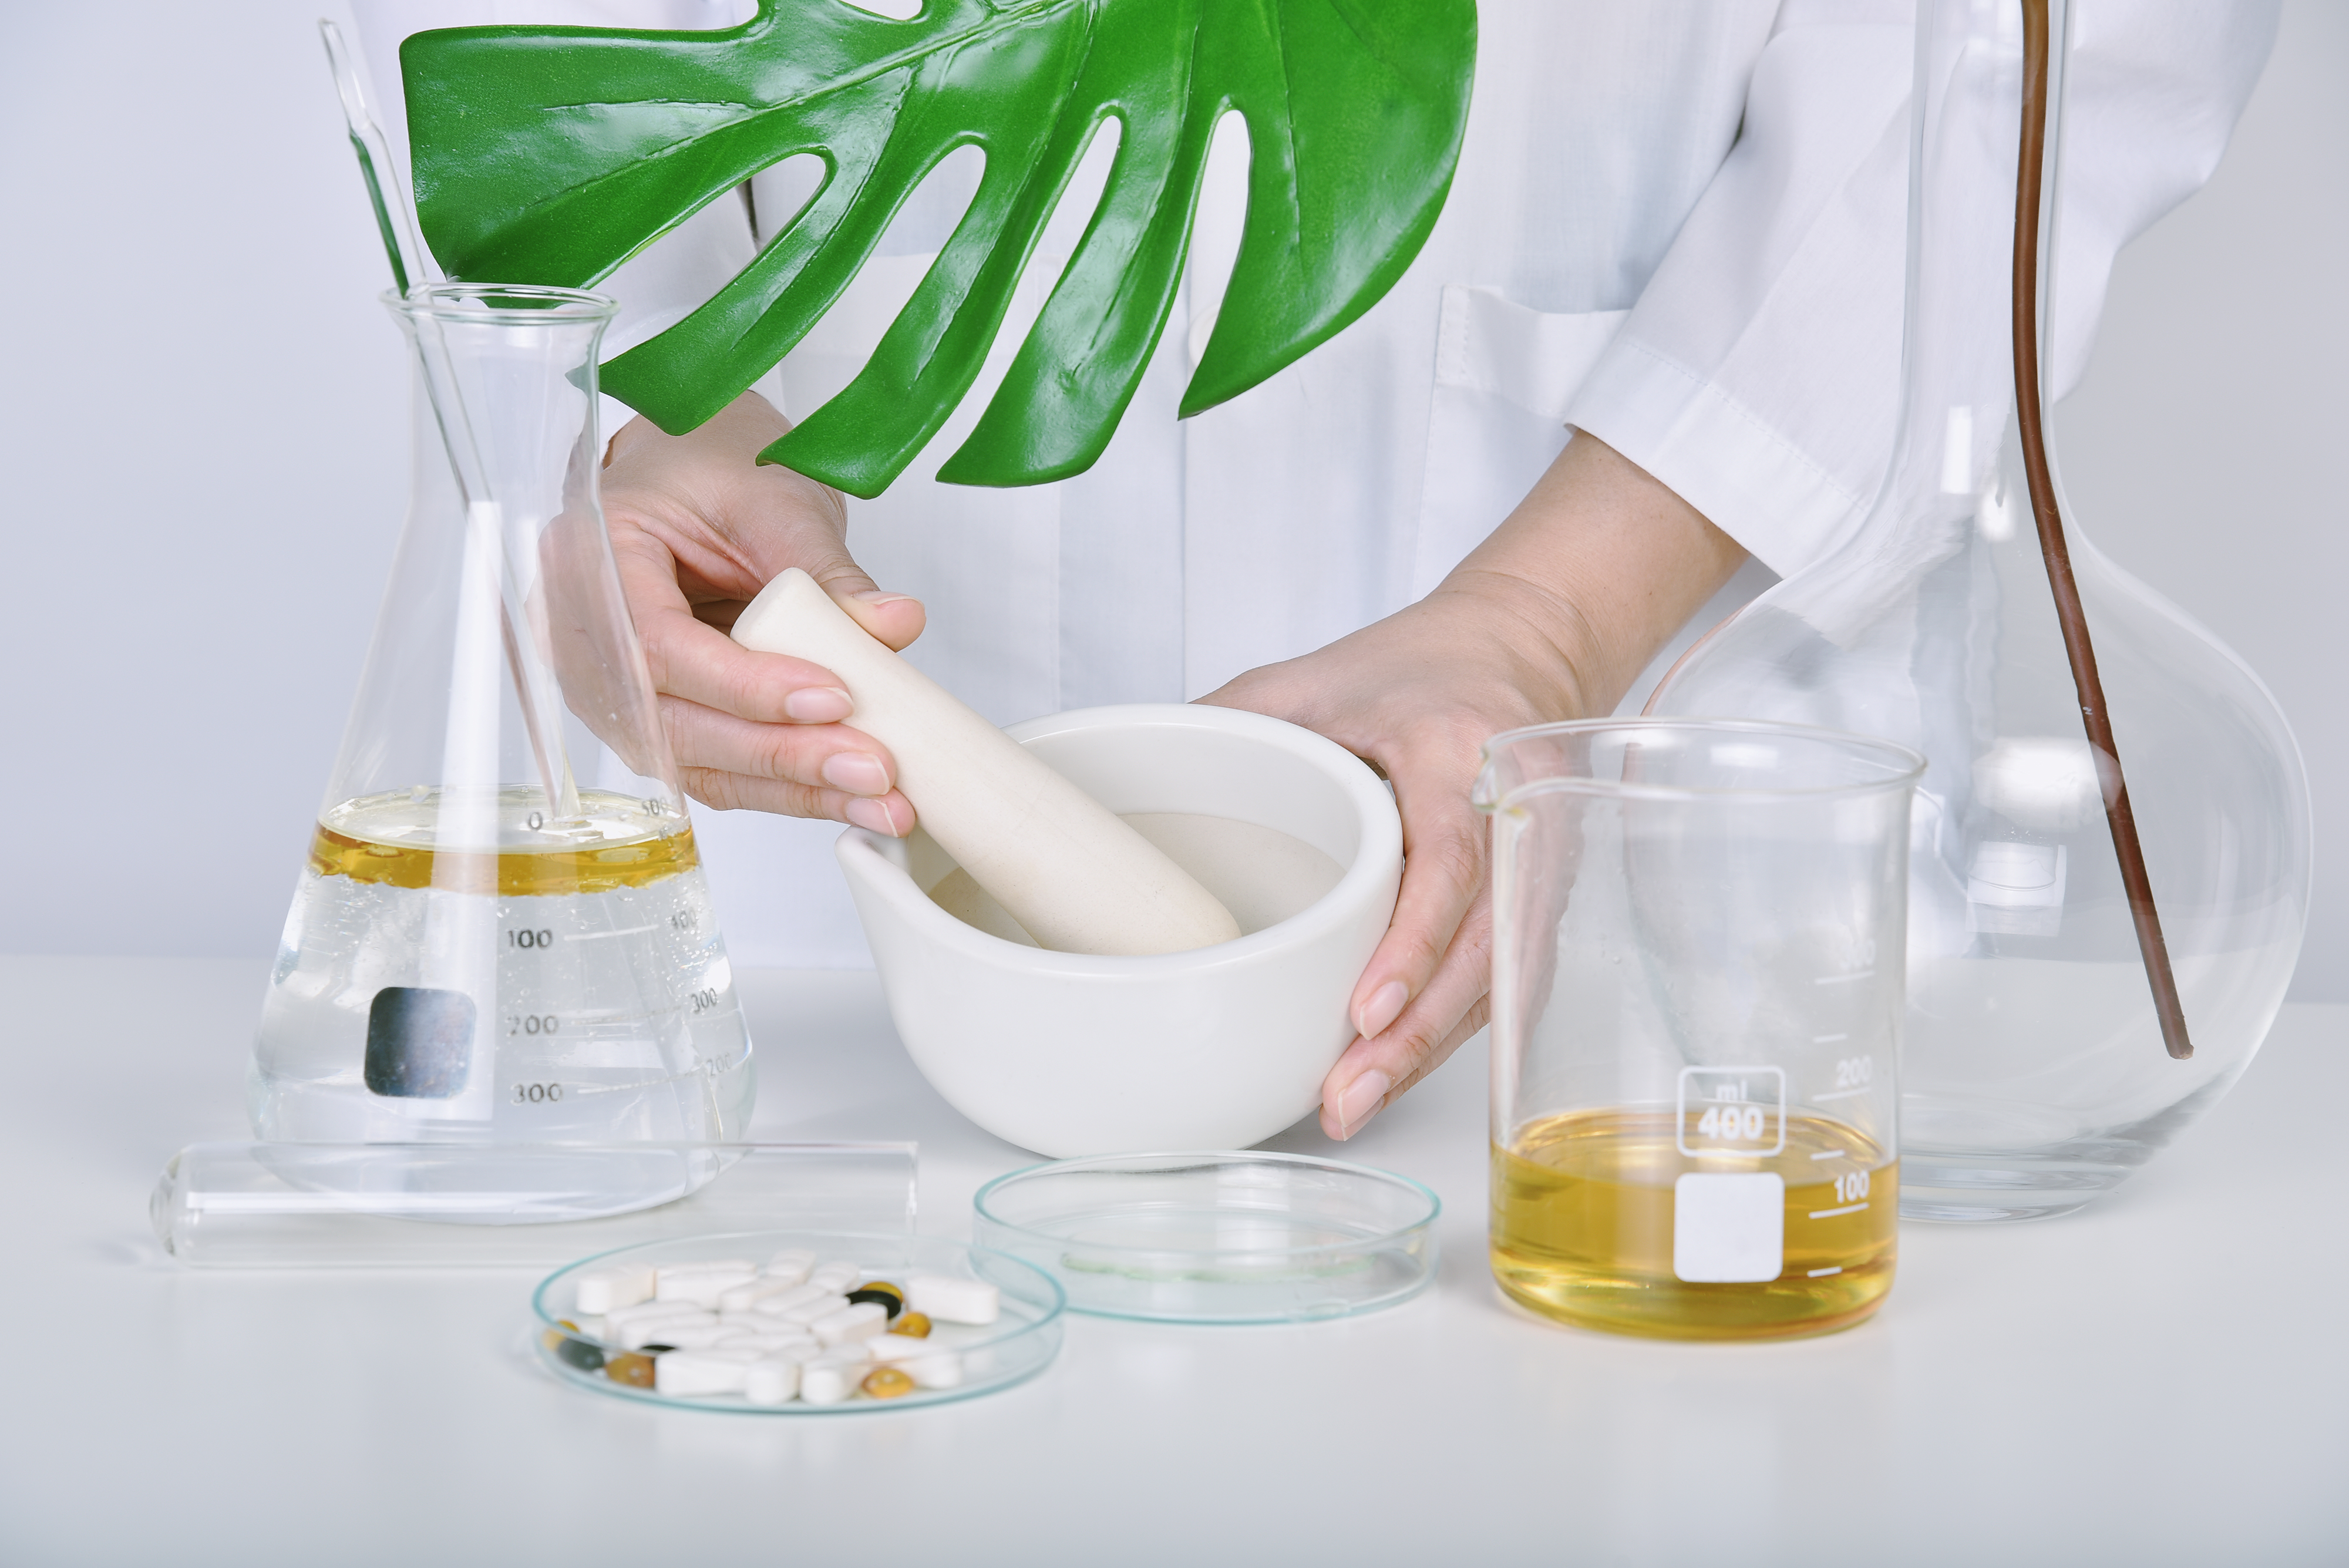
[402,0,1476,497]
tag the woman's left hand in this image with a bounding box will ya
[1198,584,1567,1138]
[1199,433,1748,1139]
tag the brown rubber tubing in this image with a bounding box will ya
[2012,0,2192,1058]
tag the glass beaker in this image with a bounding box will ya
[251,284,753,1145]
[1647,0,2309,1219]
[1479,720,1923,1341]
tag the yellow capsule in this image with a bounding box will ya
[606,1352,656,1389]
[861,1366,916,1400]
[893,1311,933,1340]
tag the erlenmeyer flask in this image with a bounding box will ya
[251,284,754,1145]
[1649,0,2308,1219]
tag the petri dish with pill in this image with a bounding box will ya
[532,1231,1063,1412]
[971,1152,1439,1323]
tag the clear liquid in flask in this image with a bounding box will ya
[251,786,753,1144]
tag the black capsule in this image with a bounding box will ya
[845,1286,903,1318]
[640,1342,676,1354]
[542,1321,607,1372]
[556,1337,605,1372]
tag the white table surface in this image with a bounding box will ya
[2,954,2342,1566]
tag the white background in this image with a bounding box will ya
[1,1,2342,994]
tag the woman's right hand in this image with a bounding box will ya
[599,391,920,836]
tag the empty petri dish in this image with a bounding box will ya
[531,1230,1064,1412]
[971,1152,1440,1323]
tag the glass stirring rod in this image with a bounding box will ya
[317,20,583,824]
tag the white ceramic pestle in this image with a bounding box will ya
[730,569,1243,956]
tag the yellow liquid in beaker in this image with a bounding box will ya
[1491,1110,1897,1341]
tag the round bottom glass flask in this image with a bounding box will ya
[250,285,753,1146]
[1480,721,1924,1341]
[1650,0,2308,1219]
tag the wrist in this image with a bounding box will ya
[605,389,792,465]
[1416,568,1603,722]
[1436,434,1745,714]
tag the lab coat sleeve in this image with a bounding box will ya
[346,0,768,436]
[1560,0,2280,579]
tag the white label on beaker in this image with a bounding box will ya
[1672,1173,1786,1283]
[1676,1065,1786,1158]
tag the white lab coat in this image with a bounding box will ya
[352,0,2275,967]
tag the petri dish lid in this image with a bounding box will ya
[971,1152,1439,1324]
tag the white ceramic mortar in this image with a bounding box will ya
[836,704,1404,1157]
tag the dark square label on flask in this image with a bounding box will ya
[364,987,475,1099]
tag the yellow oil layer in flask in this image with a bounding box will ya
[307,798,704,894]
[252,788,751,1143]
[1492,1110,1896,1341]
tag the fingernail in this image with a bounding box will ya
[784,686,852,722]
[822,752,890,796]
[852,590,914,607]
[1357,981,1409,1040]
[845,796,904,836]
[1333,1069,1392,1140]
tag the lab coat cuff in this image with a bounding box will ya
[1563,335,1866,580]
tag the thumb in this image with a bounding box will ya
[794,544,927,655]
[837,584,927,654]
